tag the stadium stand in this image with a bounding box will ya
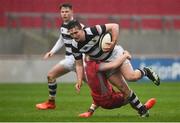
[0,0,180,29]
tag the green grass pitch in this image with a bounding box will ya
[0,82,180,122]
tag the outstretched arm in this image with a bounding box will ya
[98,51,131,71]
[43,35,64,59]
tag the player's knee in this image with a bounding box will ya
[47,74,56,83]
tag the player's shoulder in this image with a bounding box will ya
[60,23,68,30]
[84,25,99,36]
[84,27,92,35]
[59,23,71,37]
[80,23,85,29]
[71,39,78,48]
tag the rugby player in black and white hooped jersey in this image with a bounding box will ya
[36,3,85,110]
[67,20,160,117]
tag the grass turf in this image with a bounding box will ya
[0,82,180,122]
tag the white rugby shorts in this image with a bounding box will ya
[58,55,75,71]
[105,45,130,78]
[106,45,129,64]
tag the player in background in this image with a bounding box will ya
[67,20,160,116]
[36,3,80,110]
[78,51,156,118]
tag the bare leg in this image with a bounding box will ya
[108,70,131,99]
[36,63,72,110]
[120,62,143,82]
[47,63,70,101]
[108,68,148,116]
[120,62,160,86]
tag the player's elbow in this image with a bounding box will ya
[114,23,119,29]
[105,23,119,31]
[111,23,119,31]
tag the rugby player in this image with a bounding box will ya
[67,20,160,117]
[36,3,80,110]
[79,51,156,117]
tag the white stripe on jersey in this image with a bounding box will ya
[72,40,78,48]
[96,25,103,34]
[65,47,72,53]
[73,52,81,58]
[64,39,72,44]
[85,28,94,35]
[79,36,99,52]
[61,27,69,35]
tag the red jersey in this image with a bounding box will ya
[84,60,113,95]
[84,60,124,109]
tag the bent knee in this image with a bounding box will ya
[47,74,56,83]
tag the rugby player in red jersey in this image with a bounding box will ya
[78,51,156,118]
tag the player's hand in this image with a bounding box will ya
[123,50,131,60]
[43,52,54,60]
[103,42,115,52]
[78,111,93,118]
[75,81,82,93]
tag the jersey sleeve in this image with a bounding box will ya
[50,34,64,53]
[86,25,106,36]
[95,25,106,35]
[72,40,83,60]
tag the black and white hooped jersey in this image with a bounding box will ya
[72,25,113,61]
[60,23,74,56]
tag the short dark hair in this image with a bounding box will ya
[59,3,72,10]
[67,20,82,30]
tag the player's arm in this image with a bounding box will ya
[96,23,119,52]
[75,59,84,93]
[98,51,131,71]
[104,23,119,45]
[43,34,64,59]
[50,34,64,54]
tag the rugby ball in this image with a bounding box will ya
[99,32,112,52]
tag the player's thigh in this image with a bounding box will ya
[108,69,130,93]
[120,61,136,80]
[48,58,74,78]
[48,63,70,78]
[59,56,75,71]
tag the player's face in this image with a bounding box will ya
[69,27,84,42]
[60,7,73,23]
